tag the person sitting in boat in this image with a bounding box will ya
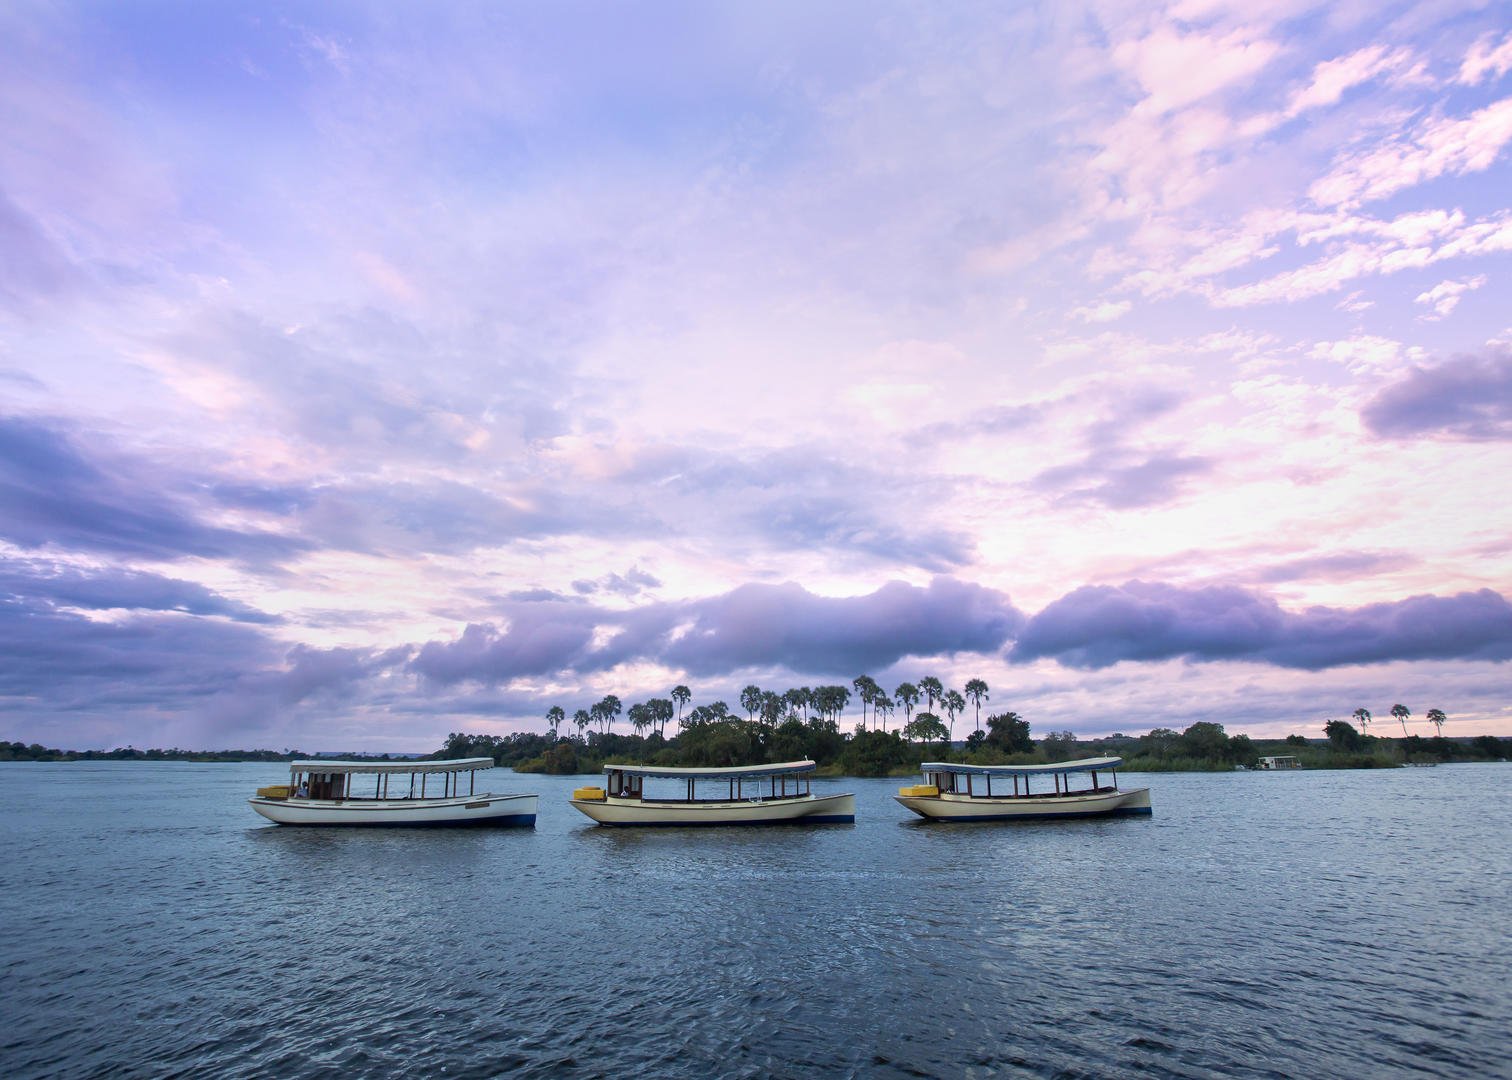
[296,779,309,798]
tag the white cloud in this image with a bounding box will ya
[1309,97,1512,208]
[1459,32,1512,86]
[1414,274,1487,319]
[1072,300,1133,323]
[1212,208,1512,306]
[1307,335,1425,376]
[1114,27,1280,118]
[1285,44,1415,118]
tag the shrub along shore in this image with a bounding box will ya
[6,715,1506,776]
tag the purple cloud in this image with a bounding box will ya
[0,193,82,305]
[410,577,1024,685]
[0,584,395,747]
[0,559,278,623]
[664,577,1023,675]
[1246,552,1416,585]
[1033,452,1213,509]
[410,605,611,684]
[0,417,306,564]
[1009,581,1512,670]
[1361,348,1512,440]
[630,445,977,572]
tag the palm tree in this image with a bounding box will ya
[1391,703,1411,737]
[1426,708,1446,737]
[964,679,990,734]
[895,682,919,728]
[628,703,650,738]
[546,705,564,741]
[672,685,691,728]
[653,698,675,737]
[596,694,622,734]
[852,675,880,729]
[918,676,944,715]
[943,689,965,748]
[1352,707,1371,734]
[760,690,783,729]
[573,709,591,741]
[740,684,763,721]
[873,695,893,733]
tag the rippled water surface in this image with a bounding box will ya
[1,762,1508,1078]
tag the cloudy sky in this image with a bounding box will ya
[4,1,1511,752]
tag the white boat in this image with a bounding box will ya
[569,760,855,827]
[249,757,537,827]
[895,757,1151,822]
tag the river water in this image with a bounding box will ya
[0,762,1506,1078]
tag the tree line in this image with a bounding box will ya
[437,677,1512,776]
[537,676,996,747]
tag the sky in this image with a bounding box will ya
[3,0,1511,752]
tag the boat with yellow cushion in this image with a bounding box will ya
[895,757,1151,822]
[570,760,854,827]
[249,757,537,827]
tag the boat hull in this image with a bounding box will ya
[570,792,855,827]
[248,792,537,827]
[895,787,1151,822]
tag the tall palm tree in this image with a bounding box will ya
[740,684,763,721]
[1426,708,1446,737]
[873,695,893,733]
[1391,703,1411,737]
[672,685,691,728]
[895,682,919,728]
[760,690,783,729]
[964,679,990,734]
[943,689,965,747]
[628,703,650,738]
[546,705,564,741]
[573,709,590,741]
[596,694,622,734]
[918,676,944,715]
[1352,707,1371,734]
[852,675,880,729]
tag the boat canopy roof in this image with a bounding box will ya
[290,757,494,775]
[920,756,1122,776]
[603,759,816,780]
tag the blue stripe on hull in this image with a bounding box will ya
[594,815,854,828]
[929,806,1151,822]
[272,814,536,828]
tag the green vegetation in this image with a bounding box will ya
[0,742,305,763]
[8,687,1509,776]
[452,683,1512,776]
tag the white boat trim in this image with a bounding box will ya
[570,759,854,827]
[896,756,1152,822]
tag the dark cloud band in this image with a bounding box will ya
[1009,580,1512,670]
